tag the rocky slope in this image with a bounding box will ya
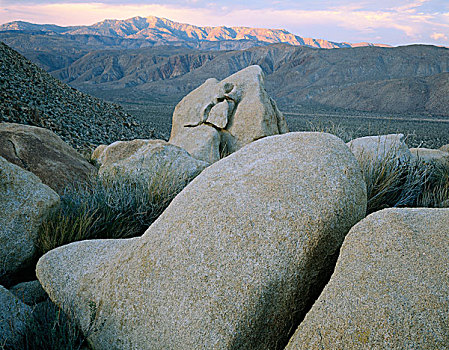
[0,42,154,153]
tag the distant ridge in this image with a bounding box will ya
[0,16,389,49]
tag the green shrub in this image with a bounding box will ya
[38,169,190,254]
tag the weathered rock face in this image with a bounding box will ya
[0,285,32,347]
[286,208,449,349]
[0,123,97,194]
[37,132,366,350]
[410,147,449,167]
[93,139,209,189]
[91,139,152,167]
[0,156,59,285]
[347,134,411,165]
[169,65,289,163]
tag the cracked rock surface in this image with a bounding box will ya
[169,65,288,163]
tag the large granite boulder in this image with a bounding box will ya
[0,285,32,347]
[91,139,152,167]
[0,123,97,194]
[0,157,59,285]
[347,134,411,165]
[286,208,449,349]
[169,65,289,163]
[37,132,366,350]
[92,139,209,189]
[410,147,449,167]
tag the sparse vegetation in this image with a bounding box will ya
[415,160,449,208]
[304,120,449,213]
[285,107,449,149]
[1,299,104,350]
[357,149,420,214]
[38,168,190,254]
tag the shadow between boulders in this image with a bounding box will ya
[228,241,343,349]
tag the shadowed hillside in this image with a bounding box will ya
[0,42,155,153]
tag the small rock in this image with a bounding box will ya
[410,147,449,167]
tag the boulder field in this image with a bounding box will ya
[37,132,367,350]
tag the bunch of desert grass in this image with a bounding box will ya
[2,299,103,350]
[358,153,413,214]
[414,160,449,208]
[3,302,86,350]
[357,147,449,213]
[38,168,191,255]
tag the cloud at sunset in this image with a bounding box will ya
[0,0,448,46]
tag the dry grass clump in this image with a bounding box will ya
[38,168,190,254]
[3,302,86,350]
[307,121,449,213]
[356,148,449,214]
[414,160,449,208]
[356,149,413,214]
[1,299,103,350]
[306,121,356,142]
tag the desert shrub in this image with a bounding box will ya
[38,168,191,254]
[357,150,412,214]
[4,302,86,350]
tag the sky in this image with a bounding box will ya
[0,0,448,46]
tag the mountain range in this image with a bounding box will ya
[50,44,449,116]
[1,16,449,117]
[0,16,389,50]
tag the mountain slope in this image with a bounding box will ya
[0,16,388,49]
[0,42,154,153]
[55,43,449,115]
